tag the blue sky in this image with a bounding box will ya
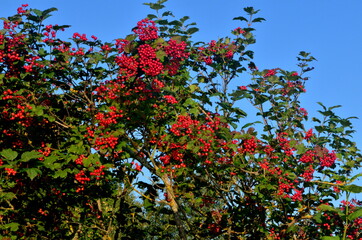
[2,1,361,187]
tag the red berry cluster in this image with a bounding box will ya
[94,134,118,150]
[1,90,33,127]
[75,155,86,165]
[299,107,308,117]
[38,142,52,161]
[276,132,296,156]
[165,39,189,59]
[170,115,199,136]
[133,19,158,41]
[90,165,105,179]
[197,39,237,65]
[277,178,303,201]
[258,159,282,176]
[233,27,246,35]
[239,136,258,154]
[164,39,189,75]
[0,31,27,78]
[115,55,139,78]
[72,32,88,41]
[138,44,163,76]
[69,47,85,56]
[24,55,42,72]
[300,165,314,181]
[152,78,165,91]
[131,162,142,172]
[101,44,112,52]
[5,168,17,176]
[299,148,336,168]
[163,95,178,104]
[115,39,129,53]
[304,128,313,140]
[95,106,124,128]
[319,151,336,168]
[264,68,278,77]
[299,150,316,163]
[17,4,28,14]
[43,24,61,43]
[157,113,231,169]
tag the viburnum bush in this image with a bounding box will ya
[0,1,361,239]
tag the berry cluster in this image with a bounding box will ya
[95,106,124,128]
[264,69,278,77]
[304,128,313,139]
[239,136,258,154]
[133,19,158,41]
[299,148,336,168]
[5,168,17,176]
[138,44,163,76]
[197,39,237,65]
[163,95,178,104]
[75,155,86,165]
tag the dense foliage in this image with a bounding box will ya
[0,1,361,239]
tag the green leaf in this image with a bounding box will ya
[0,192,16,200]
[32,9,43,17]
[329,105,342,110]
[156,50,166,61]
[254,94,269,105]
[5,222,19,231]
[169,20,182,27]
[348,208,362,221]
[234,107,247,117]
[68,142,84,154]
[295,144,306,154]
[341,184,362,193]
[187,27,199,35]
[321,237,340,240]
[52,25,71,31]
[1,149,18,161]
[241,121,261,129]
[147,14,158,19]
[26,168,42,180]
[178,16,190,23]
[44,155,57,168]
[83,156,92,167]
[350,173,362,183]
[230,122,237,129]
[314,212,322,223]
[125,34,137,42]
[286,224,297,233]
[252,17,266,23]
[162,11,174,17]
[318,204,344,216]
[312,117,321,123]
[244,7,259,14]
[317,102,327,110]
[157,20,168,25]
[42,7,58,14]
[20,151,42,162]
[171,36,182,42]
[233,16,248,22]
[189,84,199,93]
[54,170,68,178]
[143,198,154,210]
[27,15,40,22]
[143,2,165,10]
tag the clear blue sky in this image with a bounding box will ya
[2,1,361,185]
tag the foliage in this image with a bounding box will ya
[0,2,361,239]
